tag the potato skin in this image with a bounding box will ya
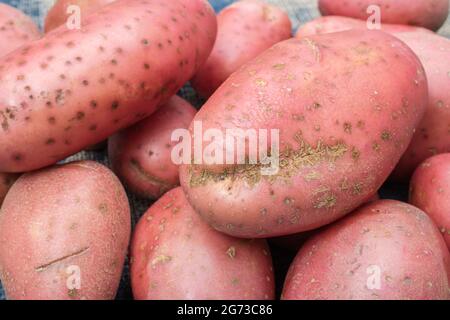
[391,32,450,181]
[109,96,197,199]
[410,154,450,250]
[295,16,432,38]
[44,0,116,32]
[0,0,217,173]
[180,30,428,238]
[191,0,291,98]
[0,172,19,206]
[130,187,275,300]
[319,0,449,31]
[282,200,450,300]
[0,4,41,56]
[0,161,131,300]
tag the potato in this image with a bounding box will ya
[109,96,197,199]
[410,153,450,250]
[282,200,450,300]
[318,0,449,31]
[0,3,41,56]
[0,0,217,173]
[179,30,428,238]
[0,172,19,206]
[391,32,450,181]
[0,161,131,300]
[295,16,432,38]
[45,0,116,32]
[191,0,291,98]
[130,187,275,300]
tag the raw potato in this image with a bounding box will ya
[0,161,131,300]
[180,30,428,238]
[191,0,291,98]
[45,0,116,32]
[295,16,432,38]
[410,153,450,250]
[130,187,275,300]
[0,0,217,173]
[0,172,19,206]
[109,96,197,199]
[0,3,41,56]
[391,32,450,181]
[282,200,450,300]
[318,0,449,31]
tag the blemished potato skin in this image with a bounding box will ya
[44,0,116,32]
[0,172,19,206]
[410,154,450,250]
[318,0,449,31]
[0,0,217,173]
[109,96,197,199]
[191,0,292,98]
[130,187,275,300]
[391,32,450,181]
[180,30,428,238]
[0,161,131,300]
[295,16,432,38]
[282,200,450,300]
[0,3,41,56]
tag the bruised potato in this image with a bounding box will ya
[0,161,131,300]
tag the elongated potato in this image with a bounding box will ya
[391,32,450,181]
[180,30,428,238]
[0,172,19,206]
[0,161,131,300]
[191,0,292,98]
[131,187,275,300]
[410,153,450,250]
[109,96,197,199]
[295,16,432,38]
[282,200,450,300]
[0,0,217,173]
[45,0,116,32]
[0,4,41,56]
[319,0,449,31]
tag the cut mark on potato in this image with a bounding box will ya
[35,246,90,272]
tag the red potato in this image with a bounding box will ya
[191,0,292,98]
[0,0,217,173]
[45,0,116,32]
[391,32,450,181]
[0,3,41,56]
[0,161,131,300]
[130,187,275,300]
[282,200,450,300]
[319,0,449,31]
[0,172,19,206]
[295,16,432,38]
[109,96,197,199]
[410,153,450,250]
[180,30,428,238]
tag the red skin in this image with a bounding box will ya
[0,172,19,206]
[319,0,449,31]
[191,0,292,98]
[130,187,275,300]
[180,30,428,238]
[282,200,450,300]
[0,0,217,173]
[109,96,197,199]
[391,33,450,181]
[295,16,432,38]
[45,0,116,32]
[0,161,131,300]
[0,3,41,56]
[410,153,450,250]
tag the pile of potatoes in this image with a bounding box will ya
[0,0,449,300]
